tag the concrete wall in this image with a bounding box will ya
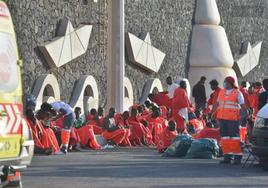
[6,0,108,106]
[217,0,268,83]
[125,0,195,102]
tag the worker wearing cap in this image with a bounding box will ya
[211,76,247,165]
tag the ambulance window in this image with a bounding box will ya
[0,32,19,92]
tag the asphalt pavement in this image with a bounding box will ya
[22,147,268,188]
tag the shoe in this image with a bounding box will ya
[60,146,68,154]
[219,160,231,164]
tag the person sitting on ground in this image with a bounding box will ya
[146,108,165,145]
[193,121,220,143]
[74,107,84,129]
[73,107,101,150]
[86,108,104,135]
[41,101,75,154]
[128,108,148,146]
[26,109,56,155]
[156,120,178,153]
[148,91,171,109]
[195,110,206,129]
[102,108,131,146]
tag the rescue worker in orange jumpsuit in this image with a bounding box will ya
[211,76,248,165]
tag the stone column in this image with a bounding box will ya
[107,0,125,112]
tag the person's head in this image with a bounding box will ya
[179,80,187,90]
[262,79,268,90]
[141,120,148,127]
[108,107,116,118]
[248,86,254,94]
[224,76,236,89]
[144,100,151,109]
[148,94,155,102]
[41,102,53,112]
[137,105,145,113]
[25,94,37,110]
[200,76,206,85]
[166,76,172,85]
[131,108,139,117]
[90,108,97,117]
[241,81,247,88]
[168,120,176,131]
[209,79,219,90]
[36,109,51,127]
[26,109,36,124]
[98,107,104,116]
[122,111,130,120]
[74,107,81,119]
[152,109,160,118]
[255,82,262,89]
[151,104,159,112]
[195,110,202,119]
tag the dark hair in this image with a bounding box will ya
[98,107,104,116]
[209,79,218,86]
[255,82,262,87]
[74,107,81,112]
[40,102,53,112]
[90,108,97,115]
[263,79,268,89]
[179,80,186,88]
[200,76,206,81]
[144,100,151,108]
[168,120,176,131]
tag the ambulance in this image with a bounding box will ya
[0,1,34,187]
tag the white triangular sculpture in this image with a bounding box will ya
[234,41,262,76]
[39,19,92,68]
[126,32,166,73]
[195,0,220,25]
[189,0,237,99]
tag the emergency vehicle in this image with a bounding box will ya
[0,1,34,187]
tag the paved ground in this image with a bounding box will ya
[22,147,268,188]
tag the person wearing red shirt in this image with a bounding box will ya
[156,120,177,153]
[171,81,190,133]
[207,79,221,108]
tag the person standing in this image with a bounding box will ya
[166,76,179,99]
[192,76,207,111]
[41,101,75,154]
[207,79,221,108]
[211,76,247,165]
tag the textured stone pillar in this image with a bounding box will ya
[107,0,125,112]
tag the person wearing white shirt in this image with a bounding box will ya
[40,101,74,154]
[166,76,179,99]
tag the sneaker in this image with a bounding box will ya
[60,146,68,154]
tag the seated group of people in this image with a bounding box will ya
[26,98,223,156]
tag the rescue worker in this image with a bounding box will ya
[211,76,248,165]
[41,101,75,154]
